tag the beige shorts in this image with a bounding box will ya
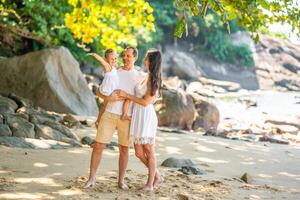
[95,112,130,147]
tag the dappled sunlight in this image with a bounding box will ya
[201,139,230,146]
[195,145,216,153]
[0,170,10,174]
[54,163,64,166]
[50,172,63,176]
[162,136,180,141]
[240,161,256,165]
[156,136,166,142]
[103,151,119,156]
[163,146,183,155]
[68,149,87,154]
[258,159,268,163]
[196,157,229,164]
[249,194,262,199]
[13,177,62,187]
[278,172,300,180]
[53,188,83,196]
[258,173,273,178]
[33,162,48,168]
[0,192,54,199]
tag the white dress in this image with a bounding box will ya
[99,67,118,96]
[130,80,158,144]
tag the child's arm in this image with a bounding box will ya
[121,99,131,120]
[88,53,111,73]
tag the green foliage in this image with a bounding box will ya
[0,0,155,64]
[173,0,300,40]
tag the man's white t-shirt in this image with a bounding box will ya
[105,67,145,116]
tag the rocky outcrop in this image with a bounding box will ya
[254,35,300,91]
[0,94,82,148]
[0,46,98,116]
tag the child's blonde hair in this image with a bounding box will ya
[104,48,116,59]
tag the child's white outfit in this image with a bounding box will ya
[99,67,119,96]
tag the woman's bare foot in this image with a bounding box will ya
[83,178,96,189]
[140,185,154,191]
[153,174,164,188]
[118,181,129,190]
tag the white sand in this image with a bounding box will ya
[0,126,300,199]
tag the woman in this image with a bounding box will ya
[117,48,163,191]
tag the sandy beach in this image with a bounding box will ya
[1,125,300,200]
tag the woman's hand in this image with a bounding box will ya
[109,90,125,101]
[114,90,128,99]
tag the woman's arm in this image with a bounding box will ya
[88,53,111,73]
[96,90,124,102]
[118,87,155,107]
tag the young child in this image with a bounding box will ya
[88,49,131,128]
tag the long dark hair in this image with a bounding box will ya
[146,49,162,96]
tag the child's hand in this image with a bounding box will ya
[121,115,131,121]
[87,53,97,57]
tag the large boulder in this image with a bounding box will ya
[191,95,220,132]
[0,47,98,116]
[155,86,196,130]
[167,51,202,80]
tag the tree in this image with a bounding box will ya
[173,0,300,41]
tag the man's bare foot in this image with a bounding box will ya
[153,174,164,188]
[118,182,129,190]
[83,178,96,189]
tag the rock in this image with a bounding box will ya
[240,172,253,183]
[168,51,202,80]
[0,46,98,116]
[0,95,18,114]
[106,141,118,150]
[238,96,257,107]
[35,124,65,141]
[255,35,300,91]
[62,114,82,128]
[4,114,35,138]
[81,136,95,146]
[7,93,33,108]
[0,114,4,123]
[161,157,195,168]
[0,124,12,136]
[259,135,289,145]
[192,98,220,132]
[198,77,241,92]
[155,87,196,130]
[178,166,205,175]
[0,136,73,149]
[163,76,187,91]
[18,107,62,123]
[42,120,79,141]
[176,193,189,200]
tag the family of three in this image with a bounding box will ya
[84,46,163,191]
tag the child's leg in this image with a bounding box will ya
[95,100,108,129]
[121,99,131,120]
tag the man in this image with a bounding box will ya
[84,46,143,189]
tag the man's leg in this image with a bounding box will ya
[84,112,116,188]
[84,142,106,188]
[116,118,131,189]
[118,144,129,189]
